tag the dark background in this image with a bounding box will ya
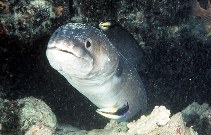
[0,0,210,130]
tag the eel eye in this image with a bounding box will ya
[85,38,92,49]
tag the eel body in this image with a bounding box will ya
[46,23,147,122]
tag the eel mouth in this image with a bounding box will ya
[48,46,93,64]
[48,46,78,57]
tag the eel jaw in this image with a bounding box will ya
[96,102,129,120]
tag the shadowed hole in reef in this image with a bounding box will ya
[1,23,210,130]
[140,33,210,113]
[1,37,108,130]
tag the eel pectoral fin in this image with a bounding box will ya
[96,102,129,120]
[96,107,122,119]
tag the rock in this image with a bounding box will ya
[55,102,210,135]
[17,97,57,134]
[127,106,170,135]
[0,97,57,134]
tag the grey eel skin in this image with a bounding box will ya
[46,23,147,122]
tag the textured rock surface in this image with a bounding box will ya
[127,106,170,134]
[56,102,207,135]
[0,97,57,134]
[0,0,210,131]
[0,0,70,43]
[0,99,211,134]
[17,97,57,134]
